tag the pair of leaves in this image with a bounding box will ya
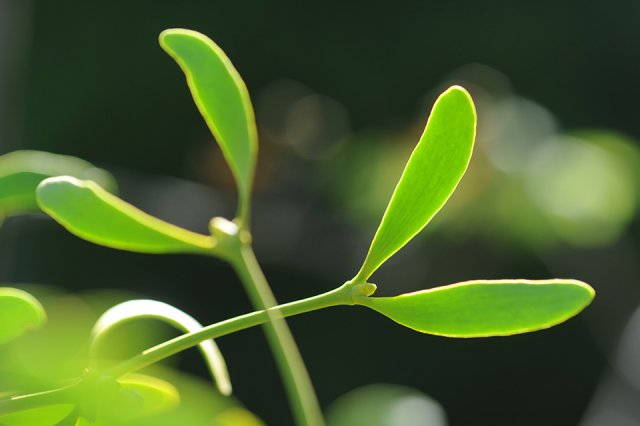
[350,86,594,337]
[37,29,256,256]
[33,28,593,340]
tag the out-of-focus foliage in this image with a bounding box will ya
[0,286,262,425]
[326,384,447,426]
[0,150,116,218]
[0,287,46,344]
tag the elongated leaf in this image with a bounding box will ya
[36,176,214,254]
[355,87,476,281]
[91,300,231,396]
[0,150,116,216]
[359,279,594,337]
[0,288,46,344]
[0,403,75,426]
[160,29,257,223]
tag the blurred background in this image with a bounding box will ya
[1,1,640,424]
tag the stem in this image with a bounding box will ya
[104,282,352,380]
[0,284,354,417]
[230,244,326,426]
[0,382,80,415]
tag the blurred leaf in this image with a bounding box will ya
[160,29,257,223]
[36,176,214,254]
[355,86,476,281]
[359,279,594,337]
[115,374,180,420]
[212,407,264,426]
[91,300,231,396]
[0,403,75,426]
[0,288,46,344]
[326,384,447,426]
[0,150,116,216]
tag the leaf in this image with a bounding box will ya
[354,86,476,281]
[358,279,594,337]
[159,29,257,223]
[36,176,214,254]
[76,374,179,425]
[0,150,116,216]
[91,300,231,396]
[0,403,75,426]
[0,288,46,344]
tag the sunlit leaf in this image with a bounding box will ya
[0,288,46,344]
[36,176,214,254]
[359,279,594,337]
[354,86,476,281]
[91,300,231,396]
[0,150,116,216]
[0,403,75,426]
[160,28,257,223]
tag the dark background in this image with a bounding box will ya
[2,1,640,425]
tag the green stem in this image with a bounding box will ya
[230,244,325,426]
[0,382,80,415]
[104,282,353,380]
[0,284,354,417]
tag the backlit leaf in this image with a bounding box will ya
[0,288,46,344]
[160,29,257,224]
[359,279,594,337]
[355,87,476,281]
[36,176,214,254]
[0,150,116,216]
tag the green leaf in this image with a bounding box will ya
[0,288,46,344]
[354,86,476,281]
[0,150,116,216]
[358,279,594,337]
[76,374,179,425]
[36,176,214,254]
[159,29,257,225]
[0,403,75,426]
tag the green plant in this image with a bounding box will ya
[0,28,594,425]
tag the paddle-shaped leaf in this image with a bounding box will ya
[354,86,476,282]
[91,300,231,396]
[358,279,594,337]
[0,150,116,216]
[36,176,214,254]
[160,29,257,224]
[0,288,46,344]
